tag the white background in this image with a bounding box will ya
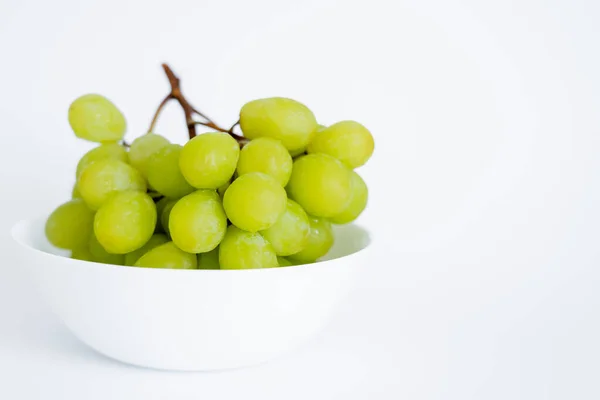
[1,0,599,398]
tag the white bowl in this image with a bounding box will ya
[11,216,371,371]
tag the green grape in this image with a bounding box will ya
[68,94,127,143]
[94,191,156,254]
[147,144,195,199]
[71,246,94,262]
[239,97,317,151]
[286,153,352,217]
[88,232,125,265]
[179,132,240,189]
[261,199,310,256]
[236,137,293,186]
[71,184,82,199]
[124,233,169,266]
[277,257,292,267]
[128,133,170,178]
[223,172,287,232]
[77,159,146,210]
[288,216,334,263]
[160,199,178,237]
[330,171,368,224]
[76,143,128,178]
[169,190,227,253]
[307,121,374,168]
[197,247,220,269]
[134,242,197,270]
[219,226,278,270]
[45,199,94,250]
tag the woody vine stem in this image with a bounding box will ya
[147,64,246,144]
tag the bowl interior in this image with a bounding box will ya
[12,216,371,266]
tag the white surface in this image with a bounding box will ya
[12,218,370,371]
[0,0,599,398]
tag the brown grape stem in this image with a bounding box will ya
[149,63,246,143]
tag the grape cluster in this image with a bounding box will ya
[46,68,373,270]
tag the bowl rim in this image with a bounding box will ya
[11,215,373,274]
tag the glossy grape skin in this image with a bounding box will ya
[45,199,94,250]
[134,242,197,270]
[169,190,227,253]
[330,171,368,224]
[288,216,334,263]
[77,159,147,210]
[160,199,178,237]
[236,137,293,186]
[219,226,278,270]
[147,144,195,199]
[88,233,126,265]
[179,132,239,189]
[68,94,127,143]
[197,247,220,270]
[286,153,352,217]
[128,133,170,178]
[307,121,374,168]
[261,199,310,256]
[277,257,292,267]
[94,191,156,254]
[124,233,169,266]
[240,97,317,152]
[223,172,287,232]
[76,143,128,178]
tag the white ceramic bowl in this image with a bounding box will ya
[11,216,371,371]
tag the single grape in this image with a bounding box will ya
[94,191,156,254]
[277,257,292,267]
[124,233,169,266]
[288,216,334,263]
[239,97,317,151]
[71,246,94,262]
[88,233,126,265]
[77,159,146,210]
[223,172,287,232]
[128,133,170,178]
[261,199,309,256]
[169,190,227,253]
[134,242,197,270]
[330,171,368,224]
[197,247,220,270]
[286,153,352,217]
[147,144,195,199]
[236,137,293,186]
[179,132,239,189]
[76,143,128,178]
[45,199,94,250]
[307,121,374,168]
[68,94,127,143]
[160,199,178,237]
[219,226,278,270]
